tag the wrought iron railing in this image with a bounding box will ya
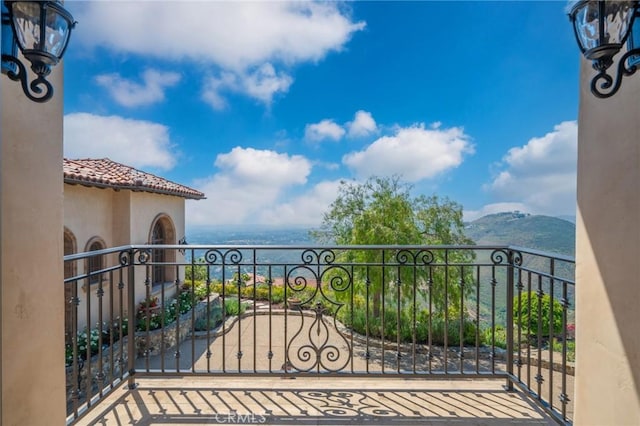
[64,244,575,424]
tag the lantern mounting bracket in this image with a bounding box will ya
[1,1,75,103]
[1,53,53,103]
[570,1,640,98]
[590,47,640,98]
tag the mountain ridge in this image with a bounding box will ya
[465,212,575,256]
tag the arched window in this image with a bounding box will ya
[149,214,176,286]
[85,237,106,285]
[64,228,77,278]
[64,228,77,344]
[152,220,166,284]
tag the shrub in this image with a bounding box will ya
[430,315,478,346]
[136,290,197,332]
[224,299,248,316]
[241,285,255,298]
[65,317,128,365]
[185,258,209,281]
[182,279,219,301]
[270,287,284,304]
[136,297,166,331]
[218,283,239,295]
[336,297,478,346]
[514,291,563,338]
[482,325,508,349]
[194,305,223,331]
[552,338,576,362]
[254,286,270,301]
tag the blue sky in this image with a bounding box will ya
[62,1,579,227]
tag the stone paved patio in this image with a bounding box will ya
[73,309,563,425]
[75,377,555,425]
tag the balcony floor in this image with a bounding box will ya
[75,377,556,425]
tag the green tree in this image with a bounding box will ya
[311,176,474,316]
[186,257,208,282]
[514,291,563,338]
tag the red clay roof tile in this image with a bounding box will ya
[63,158,205,200]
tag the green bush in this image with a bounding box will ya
[241,285,255,298]
[219,283,239,295]
[224,299,248,316]
[254,286,270,300]
[430,315,478,346]
[185,258,209,281]
[65,317,128,365]
[514,291,563,338]
[552,338,576,362]
[183,280,219,300]
[482,325,508,349]
[194,305,223,331]
[136,289,197,331]
[271,287,285,304]
[336,297,478,346]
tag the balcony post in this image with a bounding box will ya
[0,33,66,423]
[505,249,515,391]
[127,248,137,389]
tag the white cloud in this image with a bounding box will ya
[484,120,577,216]
[257,180,343,226]
[342,123,474,181]
[346,110,377,138]
[71,1,365,107]
[187,147,312,225]
[202,64,293,110]
[201,72,236,110]
[64,113,177,170]
[305,119,346,142]
[95,69,181,107]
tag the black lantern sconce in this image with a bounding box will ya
[1,0,75,103]
[569,0,640,98]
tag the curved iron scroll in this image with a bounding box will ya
[1,54,53,103]
[119,248,151,266]
[490,249,522,266]
[590,49,640,98]
[286,301,351,373]
[285,257,352,373]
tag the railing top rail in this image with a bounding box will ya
[63,243,574,263]
[508,245,575,263]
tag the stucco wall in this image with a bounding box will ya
[0,60,66,422]
[129,191,185,245]
[65,184,116,249]
[64,185,187,329]
[574,56,640,424]
[64,184,186,249]
[129,191,186,307]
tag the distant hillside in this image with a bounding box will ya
[464,212,576,324]
[465,212,575,256]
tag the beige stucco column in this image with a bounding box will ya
[0,58,66,423]
[574,57,640,424]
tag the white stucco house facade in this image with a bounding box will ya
[62,158,205,332]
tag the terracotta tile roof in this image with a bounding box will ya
[63,158,205,200]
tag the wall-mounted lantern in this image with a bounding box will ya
[1,1,75,103]
[569,0,640,98]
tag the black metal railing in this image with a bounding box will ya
[64,244,575,424]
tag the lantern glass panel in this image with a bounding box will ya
[1,2,17,74]
[10,2,42,52]
[44,9,70,57]
[627,11,640,66]
[573,1,635,54]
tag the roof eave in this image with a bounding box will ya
[63,178,206,200]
